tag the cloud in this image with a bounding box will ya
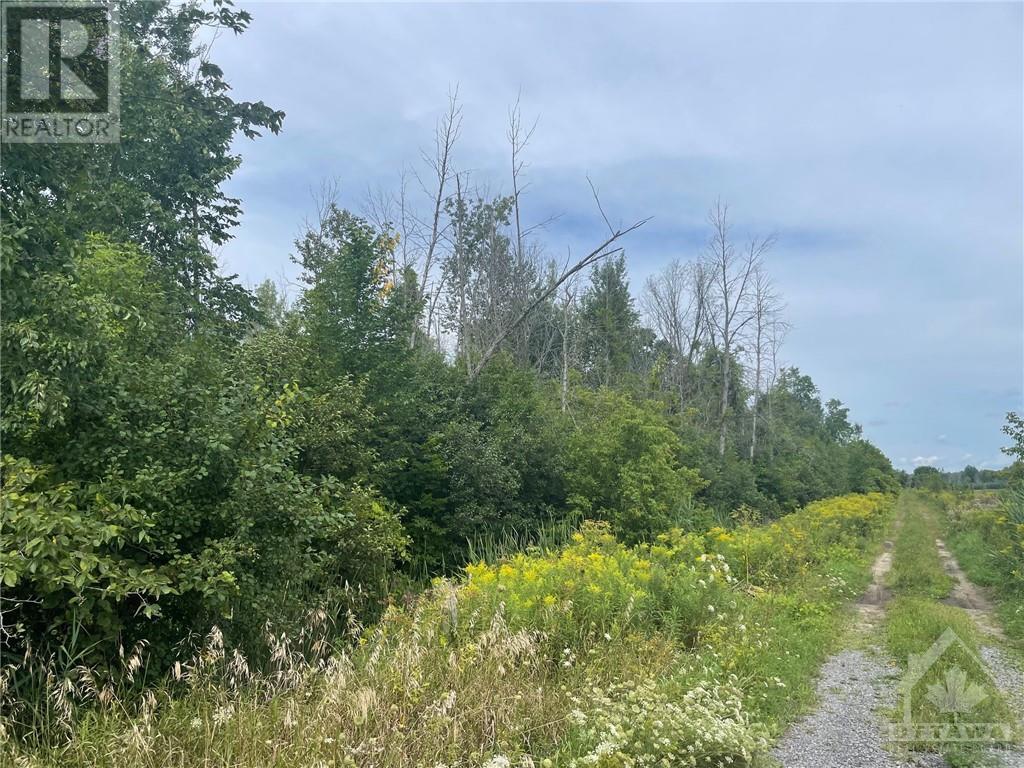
[911,456,941,467]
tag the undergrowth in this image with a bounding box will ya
[0,493,895,768]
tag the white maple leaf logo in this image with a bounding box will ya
[925,667,988,714]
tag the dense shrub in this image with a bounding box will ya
[563,389,705,543]
[0,236,407,665]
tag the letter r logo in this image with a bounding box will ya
[2,1,119,143]
[20,18,98,101]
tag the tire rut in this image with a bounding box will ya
[932,538,1024,767]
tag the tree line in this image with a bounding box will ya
[0,0,897,671]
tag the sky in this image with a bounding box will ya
[206,1,1024,473]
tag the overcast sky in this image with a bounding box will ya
[208,1,1023,473]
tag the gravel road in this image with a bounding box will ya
[772,648,947,768]
[774,528,1024,768]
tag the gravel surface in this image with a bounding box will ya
[981,645,1024,717]
[772,648,948,768]
[979,645,1024,767]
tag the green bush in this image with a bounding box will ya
[563,388,705,543]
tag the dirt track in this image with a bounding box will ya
[775,498,1024,768]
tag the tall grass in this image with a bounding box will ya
[464,514,580,565]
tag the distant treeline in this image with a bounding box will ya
[907,464,1016,490]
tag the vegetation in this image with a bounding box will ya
[884,492,1020,764]
[0,0,897,682]
[887,493,953,600]
[942,413,1024,641]
[0,0,1018,764]
[1,494,894,766]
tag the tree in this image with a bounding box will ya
[253,279,290,329]
[962,465,980,486]
[642,259,710,407]
[1,0,284,333]
[846,440,899,493]
[912,465,945,491]
[466,217,647,381]
[295,204,418,381]
[703,202,773,456]
[1002,412,1024,463]
[824,398,861,444]
[564,388,705,543]
[747,267,783,460]
[2,235,407,662]
[579,255,641,387]
[559,278,581,412]
[390,90,464,348]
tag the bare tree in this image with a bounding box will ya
[704,201,774,457]
[642,259,709,407]
[364,169,412,286]
[505,97,563,368]
[559,274,580,412]
[508,94,538,269]
[764,315,790,462]
[449,173,472,374]
[468,211,649,381]
[746,266,783,460]
[412,89,462,348]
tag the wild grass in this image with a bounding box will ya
[1,493,895,768]
[464,515,580,565]
[887,492,954,599]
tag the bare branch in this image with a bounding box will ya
[587,175,615,237]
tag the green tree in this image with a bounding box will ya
[824,398,861,443]
[0,0,284,332]
[578,255,642,387]
[962,465,980,486]
[296,206,418,382]
[1002,412,1024,463]
[2,235,407,662]
[911,465,945,491]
